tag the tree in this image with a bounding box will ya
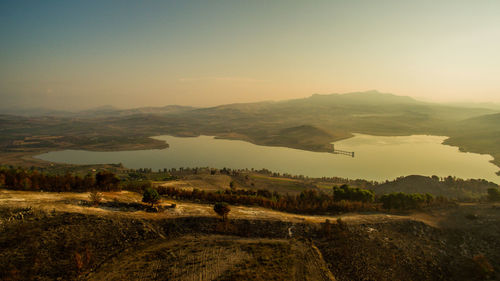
[333,184,374,202]
[213,202,231,221]
[95,171,120,191]
[487,188,500,202]
[142,188,160,207]
[379,192,429,210]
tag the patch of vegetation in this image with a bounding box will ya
[332,184,374,202]
[379,192,435,210]
[160,186,379,214]
[373,175,498,200]
[0,167,120,192]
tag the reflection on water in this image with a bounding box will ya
[35,134,500,183]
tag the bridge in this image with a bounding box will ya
[331,144,355,157]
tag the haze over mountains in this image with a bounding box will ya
[1,91,499,173]
[1,90,497,117]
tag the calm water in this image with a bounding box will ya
[35,134,500,183]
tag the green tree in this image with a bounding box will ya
[95,171,120,191]
[214,202,231,221]
[380,192,430,210]
[333,184,374,202]
[142,188,160,207]
[487,188,500,202]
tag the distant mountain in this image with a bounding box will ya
[445,102,500,111]
[0,104,197,118]
[0,107,73,117]
[460,112,500,126]
[448,112,500,134]
[292,90,421,105]
[76,105,196,118]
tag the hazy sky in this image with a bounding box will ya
[1,0,500,110]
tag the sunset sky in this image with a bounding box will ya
[1,0,500,110]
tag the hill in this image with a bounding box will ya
[373,175,498,199]
[2,191,500,281]
[445,113,500,173]
[256,125,342,151]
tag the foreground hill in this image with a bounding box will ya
[1,190,499,281]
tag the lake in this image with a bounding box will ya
[35,134,500,183]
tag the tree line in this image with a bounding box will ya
[0,167,120,192]
[0,166,455,213]
[158,185,378,214]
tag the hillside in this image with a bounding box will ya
[2,190,500,281]
[372,175,498,199]
[445,113,500,172]
[256,125,343,151]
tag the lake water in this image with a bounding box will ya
[35,134,500,183]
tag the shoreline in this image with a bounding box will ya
[5,133,499,184]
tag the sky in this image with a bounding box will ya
[1,0,500,110]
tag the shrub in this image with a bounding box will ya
[88,191,103,206]
[472,254,494,279]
